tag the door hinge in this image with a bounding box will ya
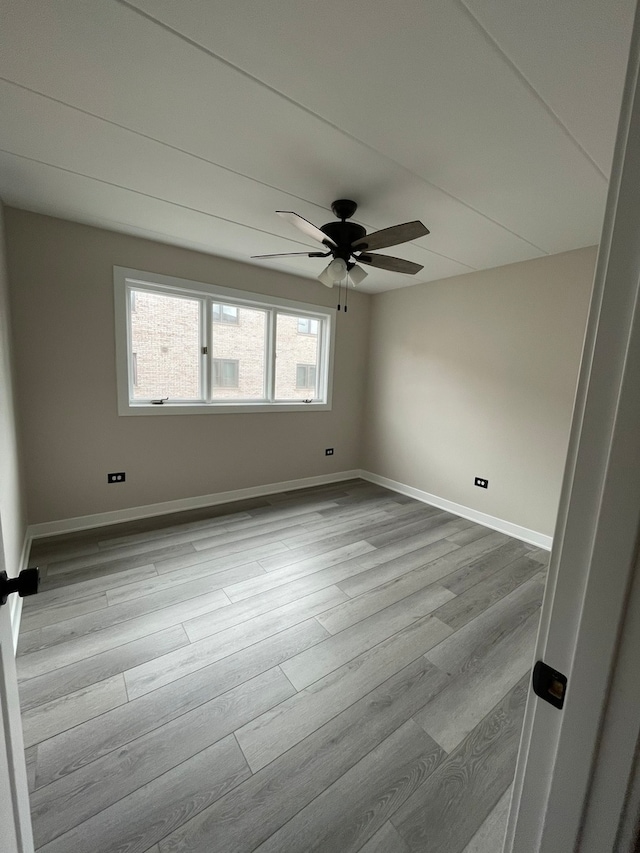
[532,660,567,709]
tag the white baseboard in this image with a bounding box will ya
[27,470,362,540]
[359,470,553,551]
[10,531,32,653]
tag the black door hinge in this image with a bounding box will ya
[532,660,567,710]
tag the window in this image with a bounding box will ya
[297,317,319,335]
[296,364,317,389]
[114,267,335,414]
[276,314,321,399]
[211,304,267,401]
[212,304,238,324]
[212,358,239,388]
[128,289,201,401]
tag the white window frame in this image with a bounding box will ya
[114,267,335,415]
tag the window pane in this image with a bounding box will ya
[212,359,239,387]
[212,303,239,324]
[211,306,267,399]
[129,289,201,400]
[296,363,317,388]
[297,317,319,335]
[276,314,320,400]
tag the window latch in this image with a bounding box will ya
[202,346,208,355]
[151,397,169,405]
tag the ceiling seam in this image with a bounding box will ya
[0,147,317,246]
[0,79,334,218]
[0,77,476,270]
[455,0,608,181]
[0,147,478,272]
[6,205,350,283]
[113,0,549,255]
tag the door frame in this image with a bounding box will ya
[506,1,640,849]
[0,517,34,853]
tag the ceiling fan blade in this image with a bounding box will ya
[277,211,337,247]
[358,253,424,274]
[351,220,429,252]
[251,251,330,259]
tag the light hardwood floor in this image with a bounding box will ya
[17,479,548,853]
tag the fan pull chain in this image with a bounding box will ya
[344,278,349,313]
[337,279,342,311]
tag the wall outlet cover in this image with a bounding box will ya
[474,477,488,489]
[107,472,126,483]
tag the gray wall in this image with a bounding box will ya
[362,247,597,537]
[5,209,370,525]
[0,202,26,572]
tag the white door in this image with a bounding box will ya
[0,518,34,853]
[506,1,640,851]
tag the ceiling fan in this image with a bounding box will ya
[252,199,430,292]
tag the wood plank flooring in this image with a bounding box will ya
[17,479,548,853]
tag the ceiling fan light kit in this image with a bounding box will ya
[327,257,348,281]
[317,265,337,288]
[251,199,429,308]
[347,264,368,286]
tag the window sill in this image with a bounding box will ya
[119,401,333,416]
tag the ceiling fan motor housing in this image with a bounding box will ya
[319,199,365,262]
[320,220,366,260]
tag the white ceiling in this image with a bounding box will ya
[0,0,634,292]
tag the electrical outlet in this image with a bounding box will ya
[474,477,488,489]
[325,448,334,456]
[107,472,126,484]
